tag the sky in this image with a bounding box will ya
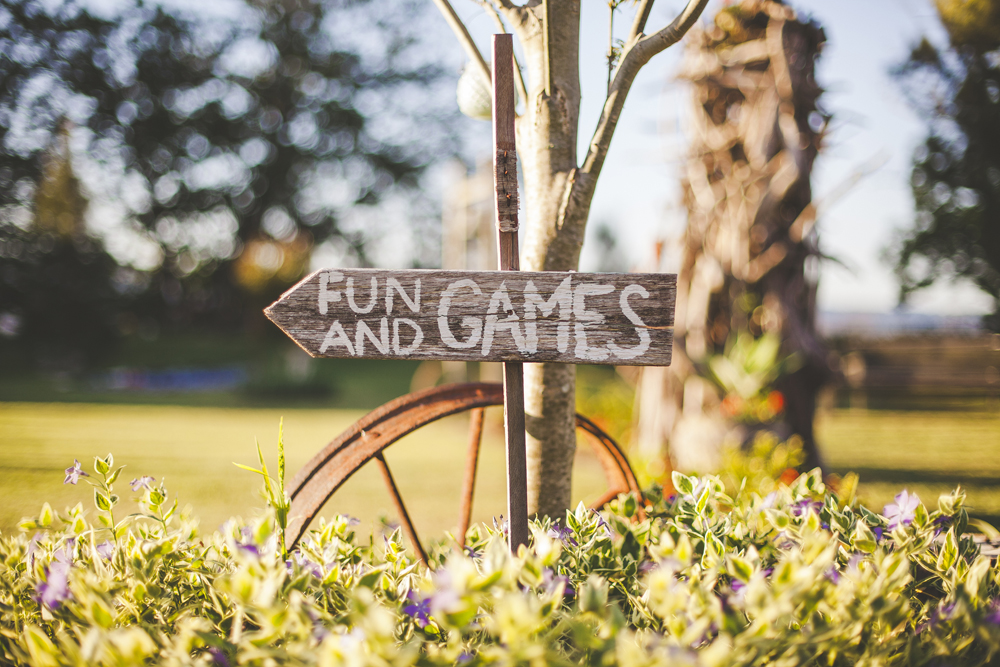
[444,0,995,316]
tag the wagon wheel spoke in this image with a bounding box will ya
[457,408,486,548]
[374,452,427,565]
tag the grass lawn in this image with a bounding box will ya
[0,401,997,540]
[817,407,1000,526]
[0,402,608,540]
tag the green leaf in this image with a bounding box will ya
[94,456,110,475]
[106,466,124,486]
[232,463,266,476]
[672,471,694,496]
[727,554,753,583]
[622,494,637,518]
[937,530,958,572]
[358,567,384,589]
[278,417,286,493]
[696,483,711,514]
[95,490,111,511]
[39,502,54,528]
[765,509,790,531]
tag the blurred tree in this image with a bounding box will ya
[0,0,451,341]
[0,123,125,367]
[891,0,1000,331]
[634,0,830,472]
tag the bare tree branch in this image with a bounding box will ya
[627,0,655,42]
[475,0,529,107]
[637,0,710,59]
[430,0,491,86]
[579,0,709,182]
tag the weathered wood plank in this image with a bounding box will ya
[265,268,676,366]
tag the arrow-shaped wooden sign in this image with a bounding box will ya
[265,34,677,554]
[265,268,675,366]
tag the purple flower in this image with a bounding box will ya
[63,459,88,485]
[95,541,113,561]
[492,516,509,536]
[35,544,74,609]
[791,499,822,518]
[546,522,577,546]
[985,600,1000,625]
[884,490,920,530]
[206,647,230,667]
[541,568,574,597]
[130,476,155,492]
[825,567,841,584]
[403,591,431,627]
[872,526,884,542]
[286,551,323,578]
[463,545,481,559]
[933,515,952,536]
[590,510,614,539]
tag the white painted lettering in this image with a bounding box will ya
[319,320,355,355]
[607,284,651,359]
[437,279,484,349]
[523,277,572,353]
[481,281,528,355]
[347,276,378,314]
[355,318,390,355]
[573,283,614,361]
[386,277,420,315]
[392,318,423,355]
[318,271,344,314]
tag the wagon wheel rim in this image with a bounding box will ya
[286,382,645,557]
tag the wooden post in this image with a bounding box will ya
[491,34,528,552]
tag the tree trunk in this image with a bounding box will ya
[435,0,710,517]
[510,2,584,517]
[637,0,831,472]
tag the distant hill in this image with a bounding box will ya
[818,311,984,338]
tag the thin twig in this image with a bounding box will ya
[607,2,614,95]
[543,0,552,96]
[627,0,655,42]
[430,0,491,86]
[577,0,709,197]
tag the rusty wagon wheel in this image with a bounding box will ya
[286,382,643,562]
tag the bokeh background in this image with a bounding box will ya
[1,0,997,540]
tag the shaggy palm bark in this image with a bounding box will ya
[636,0,830,471]
[433,0,709,516]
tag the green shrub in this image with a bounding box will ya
[4,454,1000,666]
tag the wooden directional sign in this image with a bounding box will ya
[265,268,676,366]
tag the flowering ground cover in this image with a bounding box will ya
[4,451,1000,666]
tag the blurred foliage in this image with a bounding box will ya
[0,0,454,360]
[718,431,806,497]
[705,331,796,426]
[891,0,1000,330]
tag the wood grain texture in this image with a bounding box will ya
[493,33,529,551]
[264,268,676,366]
[492,33,518,230]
